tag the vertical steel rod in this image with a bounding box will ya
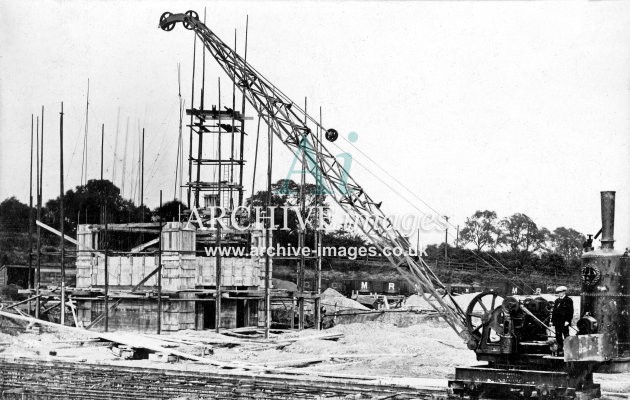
[444,216,449,261]
[40,106,44,204]
[250,115,261,207]
[60,102,66,325]
[104,200,109,332]
[85,81,89,183]
[264,124,272,339]
[100,123,104,180]
[298,98,307,330]
[141,128,145,221]
[215,78,222,333]
[82,80,90,185]
[195,9,207,209]
[176,63,183,201]
[237,16,249,208]
[157,190,163,334]
[456,225,460,248]
[121,118,129,197]
[112,108,120,183]
[229,29,236,211]
[314,107,322,330]
[28,114,34,314]
[444,216,450,290]
[187,31,197,209]
[36,111,43,319]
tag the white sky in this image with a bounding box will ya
[1,1,629,248]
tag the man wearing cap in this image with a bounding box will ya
[552,286,573,356]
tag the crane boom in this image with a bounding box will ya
[159,11,472,343]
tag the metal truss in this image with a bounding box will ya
[160,11,470,339]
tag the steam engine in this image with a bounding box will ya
[578,191,630,365]
[449,191,630,399]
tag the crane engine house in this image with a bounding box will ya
[159,11,630,400]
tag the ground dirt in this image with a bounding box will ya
[1,317,629,399]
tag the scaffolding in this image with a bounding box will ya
[11,17,326,335]
[186,105,248,216]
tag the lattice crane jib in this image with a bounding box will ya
[159,11,471,343]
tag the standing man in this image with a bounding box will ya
[552,285,573,356]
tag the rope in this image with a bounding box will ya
[322,138,533,293]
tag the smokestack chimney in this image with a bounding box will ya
[600,191,616,249]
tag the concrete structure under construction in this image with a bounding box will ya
[73,221,273,332]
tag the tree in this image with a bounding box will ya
[499,213,550,252]
[0,197,32,269]
[550,227,585,262]
[247,180,312,248]
[540,252,567,276]
[44,179,149,235]
[459,210,501,252]
[322,227,367,249]
[154,200,187,222]
[0,197,32,233]
[273,179,322,208]
[247,182,296,244]
[42,180,151,251]
[533,227,552,253]
[247,179,330,234]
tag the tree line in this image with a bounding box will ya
[458,210,585,258]
[424,210,587,277]
[1,182,587,279]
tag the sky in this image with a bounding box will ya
[1,1,629,248]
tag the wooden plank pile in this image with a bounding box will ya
[0,310,346,375]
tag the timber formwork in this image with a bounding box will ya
[69,221,276,332]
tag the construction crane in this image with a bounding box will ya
[160,12,629,399]
[158,10,471,344]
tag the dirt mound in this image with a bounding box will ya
[320,288,368,312]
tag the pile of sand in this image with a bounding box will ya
[402,294,439,311]
[320,288,369,313]
[275,321,475,377]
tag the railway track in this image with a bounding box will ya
[0,358,447,399]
